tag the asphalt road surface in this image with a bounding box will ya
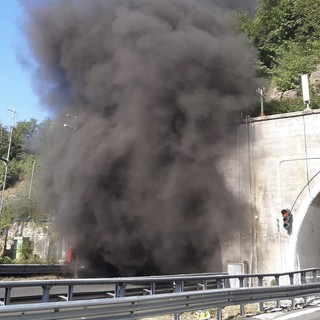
[249,306,320,320]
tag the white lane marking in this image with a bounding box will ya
[274,307,320,320]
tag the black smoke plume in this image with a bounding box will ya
[21,0,257,276]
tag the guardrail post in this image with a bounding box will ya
[115,283,126,297]
[289,274,294,285]
[216,279,222,320]
[151,282,156,294]
[301,272,308,304]
[173,281,184,320]
[144,282,156,295]
[216,306,222,320]
[258,276,263,312]
[223,277,230,288]
[42,285,52,302]
[67,285,74,301]
[299,272,309,304]
[312,270,317,283]
[289,274,294,308]
[239,277,245,316]
[4,288,11,305]
[274,276,280,308]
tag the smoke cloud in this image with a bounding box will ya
[21,0,257,276]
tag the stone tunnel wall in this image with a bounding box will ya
[222,109,320,274]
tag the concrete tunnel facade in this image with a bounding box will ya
[220,109,320,275]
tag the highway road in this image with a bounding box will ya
[248,305,320,320]
[272,307,320,319]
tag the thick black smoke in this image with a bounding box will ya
[21,0,257,276]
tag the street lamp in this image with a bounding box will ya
[256,87,265,117]
[64,113,77,130]
[62,113,79,275]
[28,160,36,199]
[301,74,311,111]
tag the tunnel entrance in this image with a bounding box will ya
[295,193,320,269]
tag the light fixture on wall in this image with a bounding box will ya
[301,74,311,111]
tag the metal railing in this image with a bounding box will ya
[1,282,320,319]
[0,264,70,275]
[0,268,319,319]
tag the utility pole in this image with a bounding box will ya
[0,108,17,216]
[28,160,36,199]
[256,88,265,117]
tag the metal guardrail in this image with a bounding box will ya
[0,272,225,305]
[0,268,319,319]
[1,282,320,320]
[0,264,70,275]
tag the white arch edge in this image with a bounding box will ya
[287,182,320,271]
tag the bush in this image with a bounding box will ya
[272,42,320,92]
[0,256,12,264]
[17,238,34,263]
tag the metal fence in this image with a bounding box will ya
[0,264,70,275]
[0,267,319,320]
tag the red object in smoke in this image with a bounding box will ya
[66,247,73,264]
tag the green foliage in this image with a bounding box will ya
[3,192,41,222]
[0,209,13,236]
[260,98,304,116]
[4,158,21,189]
[0,154,40,190]
[272,41,320,91]
[0,256,12,264]
[238,0,320,90]
[30,118,59,155]
[0,119,45,189]
[10,120,36,159]
[15,237,52,264]
[17,238,34,263]
[0,118,56,261]
[250,94,320,117]
[0,119,53,251]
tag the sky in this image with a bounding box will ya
[0,0,50,128]
[0,0,257,129]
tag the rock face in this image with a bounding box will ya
[0,220,52,261]
[310,65,320,86]
[266,86,283,101]
[266,65,320,101]
[266,86,298,101]
[282,89,298,99]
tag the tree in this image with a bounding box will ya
[272,41,320,91]
[238,0,320,90]
[10,119,38,159]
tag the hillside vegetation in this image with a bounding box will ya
[0,0,319,262]
[238,0,320,114]
[0,119,55,262]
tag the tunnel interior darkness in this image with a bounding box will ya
[295,193,320,269]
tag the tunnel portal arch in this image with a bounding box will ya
[290,180,320,271]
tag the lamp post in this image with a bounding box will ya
[28,160,36,199]
[256,87,265,117]
[301,74,311,111]
[62,113,78,276]
[64,113,77,130]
